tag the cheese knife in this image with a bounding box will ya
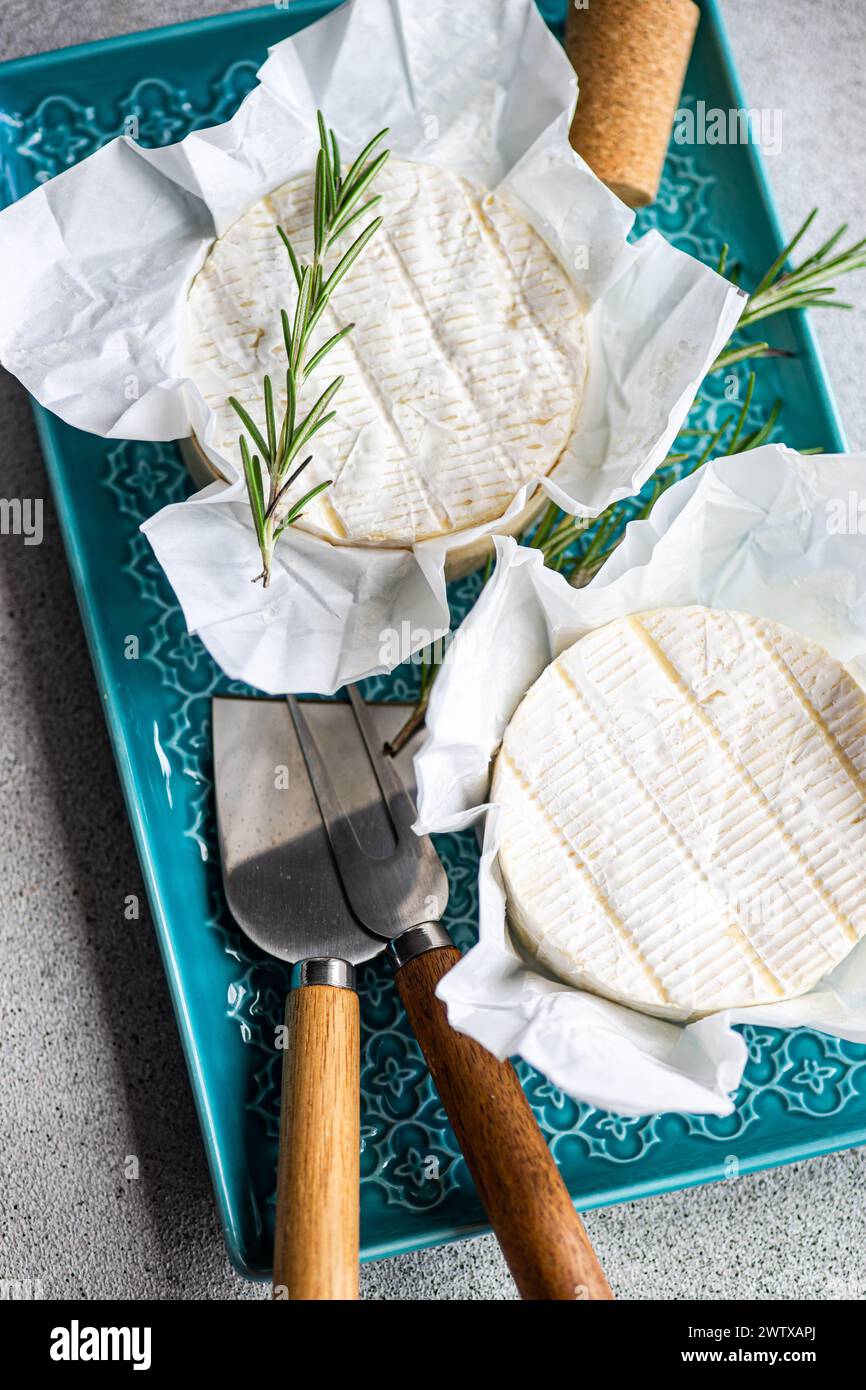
[287,686,613,1301]
[213,694,379,1301]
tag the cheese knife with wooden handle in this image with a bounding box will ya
[213,695,381,1301]
[287,687,613,1301]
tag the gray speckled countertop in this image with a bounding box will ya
[2,0,865,1302]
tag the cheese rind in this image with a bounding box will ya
[492,606,866,1021]
[183,159,587,546]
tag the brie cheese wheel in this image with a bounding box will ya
[492,606,866,1021]
[184,158,587,546]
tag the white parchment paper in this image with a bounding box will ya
[415,445,866,1117]
[0,0,742,694]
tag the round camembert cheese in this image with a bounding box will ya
[492,606,866,1021]
[184,158,587,546]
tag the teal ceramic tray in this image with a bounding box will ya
[1,1,863,1279]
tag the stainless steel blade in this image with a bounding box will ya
[213,695,383,966]
[286,691,449,939]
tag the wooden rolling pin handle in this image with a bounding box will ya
[273,965,360,1301]
[394,941,613,1301]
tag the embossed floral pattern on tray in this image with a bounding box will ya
[4,13,865,1262]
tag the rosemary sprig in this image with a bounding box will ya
[713,210,866,372]
[538,210,866,587]
[384,210,864,755]
[230,114,390,586]
[383,648,437,756]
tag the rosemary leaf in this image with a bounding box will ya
[336,151,391,225]
[263,374,277,464]
[330,128,341,192]
[317,110,336,218]
[290,265,312,372]
[740,398,782,450]
[303,323,355,378]
[289,378,342,459]
[296,408,337,449]
[712,342,791,372]
[229,396,270,464]
[340,128,389,203]
[281,453,315,494]
[298,297,329,357]
[328,195,383,248]
[751,207,818,298]
[280,369,296,471]
[277,226,303,289]
[280,308,293,361]
[743,294,850,326]
[309,261,322,308]
[542,522,585,566]
[282,479,333,529]
[419,648,436,697]
[321,217,383,300]
[528,502,561,550]
[240,437,266,546]
[313,150,326,257]
[788,298,853,310]
[796,224,850,270]
[296,376,344,438]
[577,508,617,569]
[693,414,734,470]
[274,368,294,468]
[266,454,314,521]
[726,370,756,454]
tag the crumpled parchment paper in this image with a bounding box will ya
[0,0,742,693]
[415,445,866,1117]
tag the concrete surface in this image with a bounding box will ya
[1,0,865,1302]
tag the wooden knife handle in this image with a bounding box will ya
[273,977,360,1300]
[395,945,613,1301]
